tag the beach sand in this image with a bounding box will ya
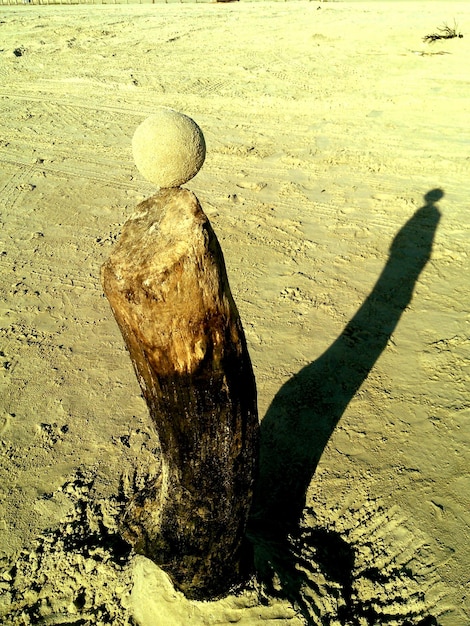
[0,1,469,624]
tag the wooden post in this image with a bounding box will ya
[101,187,259,599]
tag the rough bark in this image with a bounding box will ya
[101,187,259,599]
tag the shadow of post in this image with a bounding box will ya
[247,190,442,623]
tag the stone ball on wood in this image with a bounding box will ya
[132,108,206,188]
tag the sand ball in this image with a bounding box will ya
[132,108,206,188]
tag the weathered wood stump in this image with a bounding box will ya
[101,187,259,599]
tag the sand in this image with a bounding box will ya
[0,1,468,624]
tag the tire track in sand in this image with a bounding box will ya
[0,163,36,214]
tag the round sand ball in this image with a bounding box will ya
[132,109,206,188]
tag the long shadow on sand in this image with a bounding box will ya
[247,190,442,625]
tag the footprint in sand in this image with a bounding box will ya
[0,413,14,435]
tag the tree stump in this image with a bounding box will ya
[101,187,259,599]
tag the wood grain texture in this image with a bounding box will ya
[101,187,259,599]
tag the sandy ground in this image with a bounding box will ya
[0,1,469,624]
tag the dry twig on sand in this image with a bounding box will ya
[423,21,463,43]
